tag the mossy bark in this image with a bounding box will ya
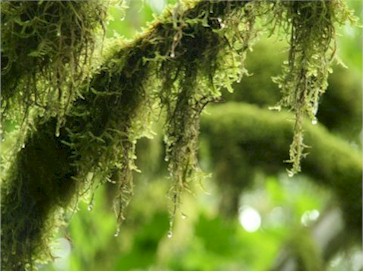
[1,120,77,270]
[1,1,250,269]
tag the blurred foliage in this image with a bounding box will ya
[7,0,361,270]
[42,169,335,270]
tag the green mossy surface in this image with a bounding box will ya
[1,120,77,270]
[1,1,106,131]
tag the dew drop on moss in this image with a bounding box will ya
[114,228,120,237]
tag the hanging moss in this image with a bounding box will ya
[1,0,107,133]
[66,43,153,230]
[0,2,259,267]
[63,0,261,233]
[156,0,257,228]
[270,0,357,175]
[223,40,362,143]
[0,1,107,269]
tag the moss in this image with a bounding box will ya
[222,39,285,106]
[1,119,77,270]
[1,1,107,132]
[155,0,258,228]
[0,0,358,268]
[270,0,357,175]
[64,0,259,231]
[223,40,362,143]
[67,44,152,227]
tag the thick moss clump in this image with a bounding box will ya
[63,0,260,233]
[1,120,77,270]
[1,1,107,269]
[1,2,255,267]
[1,1,107,132]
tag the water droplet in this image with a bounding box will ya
[217,17,222,23]
[181,213,187,220]
[114,228,120,237]
[268,105,281,111]
[87,204,93,211]
[170,52,175,58]
[55,130,60,137]
[21,144,25,149]
[167,230,173,239]
[236,79,241,83]
[220,23,226,29]
[311,118,318,125]
[288,172,294,178]
[312,102,319,115]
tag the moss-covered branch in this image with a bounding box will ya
[0,0,357,269]
[201,102,362,234]
[1,1,253,269]
[1,120,77,270]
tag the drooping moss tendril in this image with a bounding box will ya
[270,0,357,175]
